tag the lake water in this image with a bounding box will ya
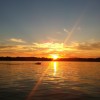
[0,61,100,100]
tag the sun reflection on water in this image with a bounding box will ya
[53,62,58,76]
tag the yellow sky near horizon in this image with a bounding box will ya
[0,40,100,58]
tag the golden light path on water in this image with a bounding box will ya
[53,62,58,76]
[26,62,57,100]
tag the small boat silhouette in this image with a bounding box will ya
[35,62,41,65]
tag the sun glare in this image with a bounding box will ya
[51,54,59,60]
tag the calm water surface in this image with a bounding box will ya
[0,61,100,100]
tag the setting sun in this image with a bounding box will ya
[51,54,59,60]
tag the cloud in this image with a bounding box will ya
[0,40,100,57]
[0,45,14,49]
[0,43,64,57]
[64,29,69,33]
[72,40,100,50]
[9,38,26,43]
[0,45,35,52]
[33,42,64,49]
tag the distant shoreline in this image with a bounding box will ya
[0,57,100,62]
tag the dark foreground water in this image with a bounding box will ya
[0,61,100,100]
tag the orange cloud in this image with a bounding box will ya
[33,42,65,51]
[0,40,100,58]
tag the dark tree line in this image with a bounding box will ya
[0,57,100,62]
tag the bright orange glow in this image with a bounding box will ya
[51,54,59,60]
[33,42,65,52]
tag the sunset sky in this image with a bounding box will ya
[0,0,100,58]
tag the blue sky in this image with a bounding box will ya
[0,0,100,57]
